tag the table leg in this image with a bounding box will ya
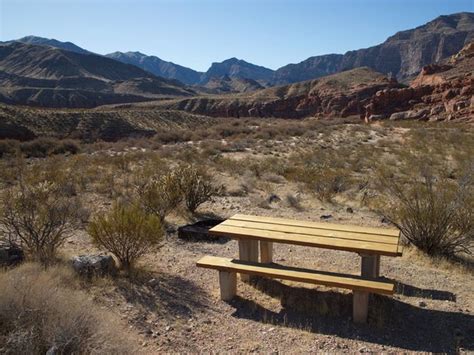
[353,291,369,324]
[260,241,273,263]
[219,271,237,301]
[238,239,259,282]
[354,253,380,323]
[360,254,379,279]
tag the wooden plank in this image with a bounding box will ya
[353,291,369,323]
[238,239,258,282]
[360,254,379,279]
[221,219,399,245]
[197,256,395,295]
[219,271,237,301]
[397,243,404,256]
[230,214,400,237]
[210,224,400,256]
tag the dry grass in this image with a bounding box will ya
[0,263,136,354]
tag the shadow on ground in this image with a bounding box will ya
[229,278,473,353]
[394,281,456,301]
[114,271,212,320]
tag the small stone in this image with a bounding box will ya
[419,301,427,308]
[320,214,333,220]
[346,207,354,213]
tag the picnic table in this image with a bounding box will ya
[197,214,403,323]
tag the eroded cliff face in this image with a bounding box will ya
[364,42,473,122]
[156,67,403,119]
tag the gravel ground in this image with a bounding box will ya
[67,195,474,354]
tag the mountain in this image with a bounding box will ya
[201,57,274,85]
[147,42,473,122]
[106,51,202,85]
[363,41,474,122]
[0,42,194,108]
[142,67,403,118]
[108,53,274,87]
[272,12,474,84]
[2,35,91,55]
[198,75,264,94]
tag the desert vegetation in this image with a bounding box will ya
[0,117,472,353]
[0,263,135,354]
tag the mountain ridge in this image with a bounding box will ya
[5,12,473,87]
[0,42,194,108]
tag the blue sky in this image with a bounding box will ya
[1,0,472,71]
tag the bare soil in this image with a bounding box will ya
[64,190,473,353]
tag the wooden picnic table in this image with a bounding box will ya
[199,213,403,323]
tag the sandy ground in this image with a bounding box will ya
[65,190,474,354]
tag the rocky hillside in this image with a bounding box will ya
[145,67,403,118]
[106,51,202,85]
[363,41,474,122]
[0,103,214,141]
[272,12,474,84]
[0,42,194,108]
[121,42,473,122]
[198,75,264,94]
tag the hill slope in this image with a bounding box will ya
[0,42,194,108]
[136,67,402,118]
[106,51,202,85]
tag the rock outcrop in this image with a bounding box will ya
[156,67,403,118]
[364,41,474,122]
[72,254,117,277]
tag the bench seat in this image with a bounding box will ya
[197,255,394,323]
[197,255,394,295]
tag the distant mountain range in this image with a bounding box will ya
[0,42,193,108]
[107,12,474,85]
[272,12,474,84]
[106,51,202,85]
[0,12,472,108]
[2,35,91,55]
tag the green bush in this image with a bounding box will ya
[177,165,220,213]
[137,171,182,221]
[88,203,163,271]
[296,164,350,202]
[0,180,82,265]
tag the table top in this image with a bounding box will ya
[209,214,402,257]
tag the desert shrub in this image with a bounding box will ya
[295,164,350,202]
[177,165,221,213]
[154,128,193,144]
[0,180,82,265]
[0,263,135,354]
[19,138,80,158]
[0,140,19,158]
[137,170,182,221]
[285,193,303,211]
[88,203,163,271]
[375,169,473,257]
